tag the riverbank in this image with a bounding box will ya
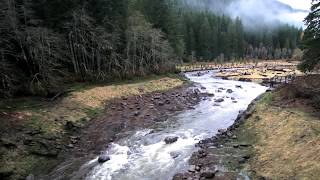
[174,74,320,180]
[0,74,198,179]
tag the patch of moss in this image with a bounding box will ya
[259,92,273,106]
[85,108,103,119]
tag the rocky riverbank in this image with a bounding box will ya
[173,74,320,180]
[173,94,263,180]
[0,76,198,180]
[40,84,210,179]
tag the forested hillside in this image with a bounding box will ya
[0,0,302,98]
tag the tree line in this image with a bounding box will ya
[0,0,304,98]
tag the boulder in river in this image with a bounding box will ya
[98,155,111,163]
[226,89,234,93]
[214,98,224,103]
[235,85,243,89]
[164,136,179,144]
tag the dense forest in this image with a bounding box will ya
[0,0,304,98]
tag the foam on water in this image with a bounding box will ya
[83,70,268,180]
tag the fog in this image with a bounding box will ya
[183,0,310,29]
[226,0,309,28]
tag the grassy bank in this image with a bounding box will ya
[229,76,320,179]
[0,74,186,179]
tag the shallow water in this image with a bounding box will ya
[81,71,268,180]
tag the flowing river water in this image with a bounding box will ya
[78,71,268,180]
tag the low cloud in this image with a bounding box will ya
[182,0,309,29]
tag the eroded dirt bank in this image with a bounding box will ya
[173,75,320,180]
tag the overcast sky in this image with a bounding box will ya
[278,0,312,10]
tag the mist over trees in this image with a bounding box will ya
[0,0,303,98]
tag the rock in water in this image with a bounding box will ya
[164,136,179,144]
[214,98,224,103]
[226,89,234,93]
[170,151,181,159]
[98,155,110,163]
[235,85,243,89]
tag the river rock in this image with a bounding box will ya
[0,138,17,148]
[195,165,201,171]
[226,89,234,93]
[153,95,161,100]
[239,78,252,82]
[200,171,215,178]
[235,85,243,89]
[188,165,196,172]
[194,89,201,95]
[134,111,140,116]
[120,102,127,106]
[218,129,227,134]
[98,155,110,163]
[164,136,179,144]
[65,120,77,130]
[214,98,224,103]
[170,151,181,159]
[238,157,247,164]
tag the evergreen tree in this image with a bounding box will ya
[299,0,320,71]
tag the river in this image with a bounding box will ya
[79,70,267,180]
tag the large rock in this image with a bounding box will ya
[164,136,179,144]
[98,155,110,163]
[214,98,224,103]
[226,89,234,93]
[235,85,243,89]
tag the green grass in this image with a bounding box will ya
[259,92,273,106]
